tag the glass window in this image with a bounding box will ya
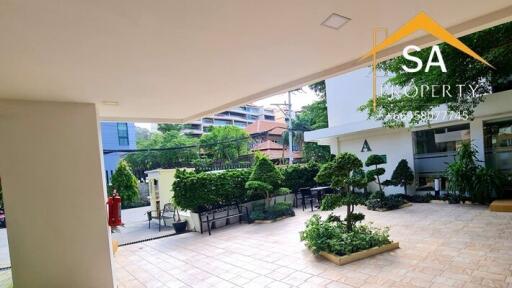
[117,123,129,146]
[414,124,469,154]
[484,119,512,151]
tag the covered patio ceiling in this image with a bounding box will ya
[0,1,511,122]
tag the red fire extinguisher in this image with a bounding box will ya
[107,190,122,228]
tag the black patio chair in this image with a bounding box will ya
[299,187,315,212]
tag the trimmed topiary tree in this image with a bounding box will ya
[365,155,386,193]
[246,155,283,207]
[315,153,364,231]
[390,159,414,195]
[111,160,140,205]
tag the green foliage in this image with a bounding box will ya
[303,143,333,164]
[300,215,391,256]
[247,156,284,206]
[360,22,512,128]
[315,153,364,231]
[365,155,386,193]
[249,156,283,191]
[404,193,433,203]
[277,187,291,195]
[124,130,199,170]
[316,153,363,189]
[173,169,252,212]
[473,167,506,204]
[445,142,479,202]
[365,192,406,211]
[250,202,294,221]
[111,160,140,205]
[281,162,320,193]
[199,126,250,163]
[389,159,414,194]
[157,124,183,133]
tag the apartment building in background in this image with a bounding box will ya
[182,104,276,137]
[100,122,136,181]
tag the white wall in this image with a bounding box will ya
[335,129,415,194]
[326,67,386,128]
[0,100,115,287]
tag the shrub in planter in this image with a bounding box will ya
[250,202,294,221]
[246,155,284,207]
[173,168,252,212]
[404,193,433,203]
[365,192,406,211]
[300,214,391,256]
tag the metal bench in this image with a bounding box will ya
[199,203,249,236]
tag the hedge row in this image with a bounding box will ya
[173,169,252,212]
[172,163,322,213]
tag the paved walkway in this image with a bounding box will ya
[112,206,176,245]
[115,203,512,288]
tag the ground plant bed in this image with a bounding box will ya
[319,242,399,265]
[253,215,293,224]
[374,202,412,212]
[250,202,295,223]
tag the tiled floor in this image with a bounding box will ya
[114,203,512,288]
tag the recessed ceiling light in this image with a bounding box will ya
[321,13,351,30]
[102,101,119,106]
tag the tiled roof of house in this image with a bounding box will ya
[252,140,302,160]
[245,120,286,135]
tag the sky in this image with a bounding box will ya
[135,85,319,130]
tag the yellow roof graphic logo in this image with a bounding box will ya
[361,11,493,67]
[362,11,493,110]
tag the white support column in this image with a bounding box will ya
[470,118,485,165]
[0,100,115,287]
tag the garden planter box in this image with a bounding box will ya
[253,215,293,224]
[319,242,399,266]
[374,202,412,212]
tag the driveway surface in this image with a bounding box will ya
[114,203,512,288]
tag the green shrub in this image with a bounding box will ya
[403,193,432,203]
[173,168,252,212]
[389,159,414,195]
[250,202,294,221]
[365,155,386,193]
[365,192,406,210]
[246,155,284,207]
[300,215,391,256]
[111,160,140,206]
[281,162,320,192]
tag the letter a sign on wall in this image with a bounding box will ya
[361,139,372,152]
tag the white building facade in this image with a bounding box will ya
[305,68,512,194]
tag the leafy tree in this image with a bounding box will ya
[315,153,364,231]
[246,155,283,207]
[124,130,199,170]
[111,160,140,204]
[389,159,414,195]
[303,143,332,163]
[199,126,250,163]
[157,124,183,133]
[445,142,478,201]
[281,162,320,193]
[288,80,331,163]
[365,155,386,193]
[360,21,512,127]
[135,126,153,142]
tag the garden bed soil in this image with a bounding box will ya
[319,242,399,265]
[253,215,293,224]
[373,202,412,212]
